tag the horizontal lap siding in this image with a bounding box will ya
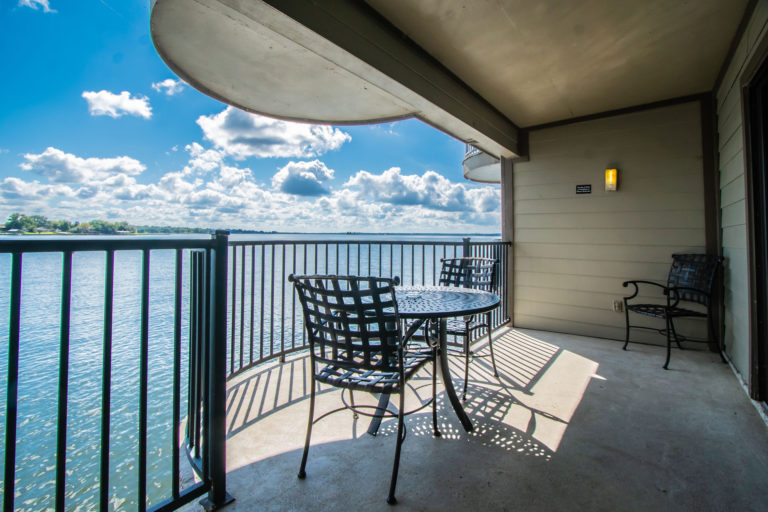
[514,102,707,344]
[716,0,768,381]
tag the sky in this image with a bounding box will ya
[0,0,501,234]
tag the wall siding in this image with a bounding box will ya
[514,102,707,346]
[715,0,768,382]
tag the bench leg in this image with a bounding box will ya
[663,315,672,370]
[623,308,631,350]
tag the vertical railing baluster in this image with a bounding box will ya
[188,252,201,460]
[260,245,265,360]
[292,244,297,350]
[270,244,275,358]
[433,245,437,284]
[420,245,425,285]
[250,246,255,364]
[202,248,212,478]
[99,251,114,511]
[171,249,182,500]
[230,247,237,375]
[4,252,22,512]
[335,243,339,275]
[55,251,73,512]
[239,246,245,372]
[280,244,286,361]
[138,249,150,512]
[378,243,382,277]
[368,244,371,276]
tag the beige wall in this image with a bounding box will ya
[716,0,768,382]
[513,102,707,343]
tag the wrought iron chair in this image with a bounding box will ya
[622,253,722,369]
[438,257,499,399]
[289,274,437,505]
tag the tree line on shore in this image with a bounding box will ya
[1,213,212,235]
[1,213,279,235]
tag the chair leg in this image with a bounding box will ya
[387,389,406,505]
[298,379,316,479]
[623,308,631,350]
[669,318,683,350]
[432,350,441,437]
[663,316,672,370]
[349,390,359,419]
[462,333,470,401]
[486,313,498,378]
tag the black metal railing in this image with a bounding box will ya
[0,233,231,512]
[464,143,482,159]
[224,237,511,377]
[1,233,510,511]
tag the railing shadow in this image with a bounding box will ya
[226,327,572,460]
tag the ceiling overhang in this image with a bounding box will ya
[150,0,521,159]
[151,0,748,182]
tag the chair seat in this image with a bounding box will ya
[316,351,431,393]
[445,315,488,335]
[627,303,707,319]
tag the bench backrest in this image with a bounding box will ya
[667,254,722,306]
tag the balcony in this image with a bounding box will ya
[463,144,500,183]
[2,233,767,511]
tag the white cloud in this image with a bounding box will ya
[19,0,55,12]
[343,167,500,212]
[271,160,334,196]
[3,141,499,233]
[20,147,145,183]
[82,90,152,119]
[183,143,224,173]
[1,177,69,200]
[197,106,350,159]
[151,78,185,96]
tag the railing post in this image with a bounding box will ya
[462,237,471,258]
[201,230,235,510]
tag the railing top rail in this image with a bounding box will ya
[227,239,509,247]
[0,236,218,253]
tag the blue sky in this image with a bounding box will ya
[0,0,500,233]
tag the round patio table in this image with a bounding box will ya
[396,285,500,433]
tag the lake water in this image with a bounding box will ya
[0,233,498,510]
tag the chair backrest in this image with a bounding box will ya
[666,253,722,306]
[439,257,497,292]
[289,274,402,372]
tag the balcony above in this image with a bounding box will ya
[463,144,500,183]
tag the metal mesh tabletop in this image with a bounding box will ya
[396,286,500,319]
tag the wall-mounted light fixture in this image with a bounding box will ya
[605,168,618,192]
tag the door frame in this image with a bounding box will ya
[743,43,768,401]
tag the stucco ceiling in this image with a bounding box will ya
[366,0,749,127]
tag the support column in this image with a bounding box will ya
[500,157,514,326]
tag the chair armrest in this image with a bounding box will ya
[622,280,668,301]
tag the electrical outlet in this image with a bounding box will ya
[612,299,624,313]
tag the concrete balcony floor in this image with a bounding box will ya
[211,328,768,511]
